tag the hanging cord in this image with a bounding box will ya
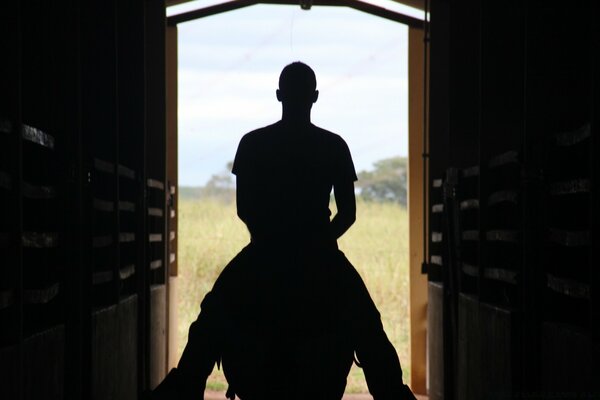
[422,0,430,273]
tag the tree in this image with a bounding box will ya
[356,156,407,205]
[199,161,235,203]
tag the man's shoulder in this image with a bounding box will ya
[314,125,348,149]
[241,122,279,142]
[311,125,346,144]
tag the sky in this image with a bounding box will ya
[171,1,422,186]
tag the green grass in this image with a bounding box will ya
[177,198,410,393]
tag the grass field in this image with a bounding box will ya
[176,198,410,393]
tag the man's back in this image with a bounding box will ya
[232,121,356,242]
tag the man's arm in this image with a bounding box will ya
[233,134,259,235]
[330,179,356,240]
[236,175,256,233]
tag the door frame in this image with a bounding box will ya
[164,1,429,393]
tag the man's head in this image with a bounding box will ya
[276,62,319,105]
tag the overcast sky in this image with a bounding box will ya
[172,1,421,186]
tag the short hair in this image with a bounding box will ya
[278,62,317,96]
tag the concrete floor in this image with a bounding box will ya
[342,395,428,400]
[204,391,429,400]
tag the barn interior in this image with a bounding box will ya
[0,1,598,399]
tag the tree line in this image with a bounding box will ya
[180,156,408,206]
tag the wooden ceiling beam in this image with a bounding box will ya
[167,0,423,27]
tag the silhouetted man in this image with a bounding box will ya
[152,62,415,400]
